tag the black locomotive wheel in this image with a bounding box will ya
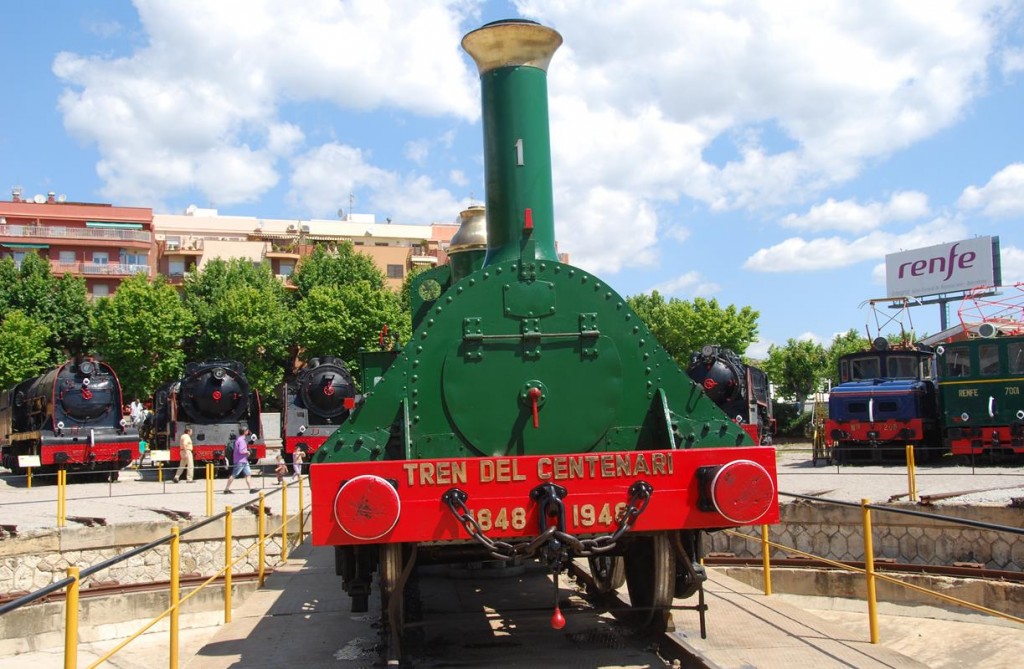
[623,533,675,632]
[587,555,625,594]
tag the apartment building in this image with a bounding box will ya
[155,206,458,290]
[0,190,155,298]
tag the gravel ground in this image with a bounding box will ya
[775,441,1024,507]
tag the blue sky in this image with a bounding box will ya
[2,0,1024,358]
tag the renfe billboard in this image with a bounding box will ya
[886,236,1001,298]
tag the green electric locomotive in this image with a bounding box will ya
[309,19,778,651]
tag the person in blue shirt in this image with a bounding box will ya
[224,428,258,494]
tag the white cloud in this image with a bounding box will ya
[521,0,1003,212]
[287,142,460,223]
[957,163,1024,218]
[53,0,480,209]
[663,224,692,243]
[743,218,968,272]
[405,140,430,165]
[1002,47,1024,76]
[999,245,1024,284]
[554,185,659,274]
[449,169,468,187]
[796,331,824,344]
[871,262,887,285]
[648,271,720,298]
[781,191,929,232]
[745,339,773,360]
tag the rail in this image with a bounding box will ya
[0,474,309,669]
[726,491,1024,646]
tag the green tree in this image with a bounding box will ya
[199,284,294,400]
[184,259,294,400]
[291,243,386,298]
[294,282,408,374]
[0,254,93,361]
[0,310,53,388]
[763,338,828,409]
[824,329,870,387]
[92,274,196,400]
[626,291,760,366]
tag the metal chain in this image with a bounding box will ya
[441,481,653,561]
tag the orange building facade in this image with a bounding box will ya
[0,191,155,297]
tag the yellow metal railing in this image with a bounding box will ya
[729,495,1024,646]
[0,475,310,669]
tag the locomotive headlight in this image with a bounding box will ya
[120,418,128,427]
[298,425,307,434]
[334,475,401,540]
[82,378,90,387]
[961,412,970,422]
[1017,410,1024,420]
[696,460,775,524]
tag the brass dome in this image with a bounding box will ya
[448,205,488,254]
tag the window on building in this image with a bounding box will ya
[279,262,295,277]
[168,259,186,275]
[92,284,110,298]
[59,250,76,263]
[387,264,404,279]
[123,251,148,266]
[92,251,109,265]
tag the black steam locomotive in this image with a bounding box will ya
[142,360,265,471]
[0,358,137,478]
[687,345,775,444]
[280,356,356,464]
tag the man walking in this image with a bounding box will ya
[224,428,258,494]
[173,427,194,483]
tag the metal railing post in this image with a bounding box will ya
[27,466,32,489]
[224,505,233,623]
[64,566,79,669]
[761,524,772,596]
[905,444,917,502]
[298,474,305,545]
[258,493,266,587]
[58,470,66,528]
[281,482,289,562]
[861,498,879,643]
[169,525,180,669]
[205,464,214,516]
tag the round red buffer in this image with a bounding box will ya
[333,475,401,540]
[707,459,775,524]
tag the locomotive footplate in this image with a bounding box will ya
[310,447,779,547]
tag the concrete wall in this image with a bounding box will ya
[708,502,1024,572]
[0,513,305,595]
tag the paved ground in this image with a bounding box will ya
[2,443,1022,531]
[775,441,1024,506]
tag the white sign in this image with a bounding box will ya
[886,237,1000,298]
[17,455,41,468]
[148,450,172,462]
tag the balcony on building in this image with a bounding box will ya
[160,236,204,255]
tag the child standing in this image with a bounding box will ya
[274,455,288,484]
[292,448,304,480]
